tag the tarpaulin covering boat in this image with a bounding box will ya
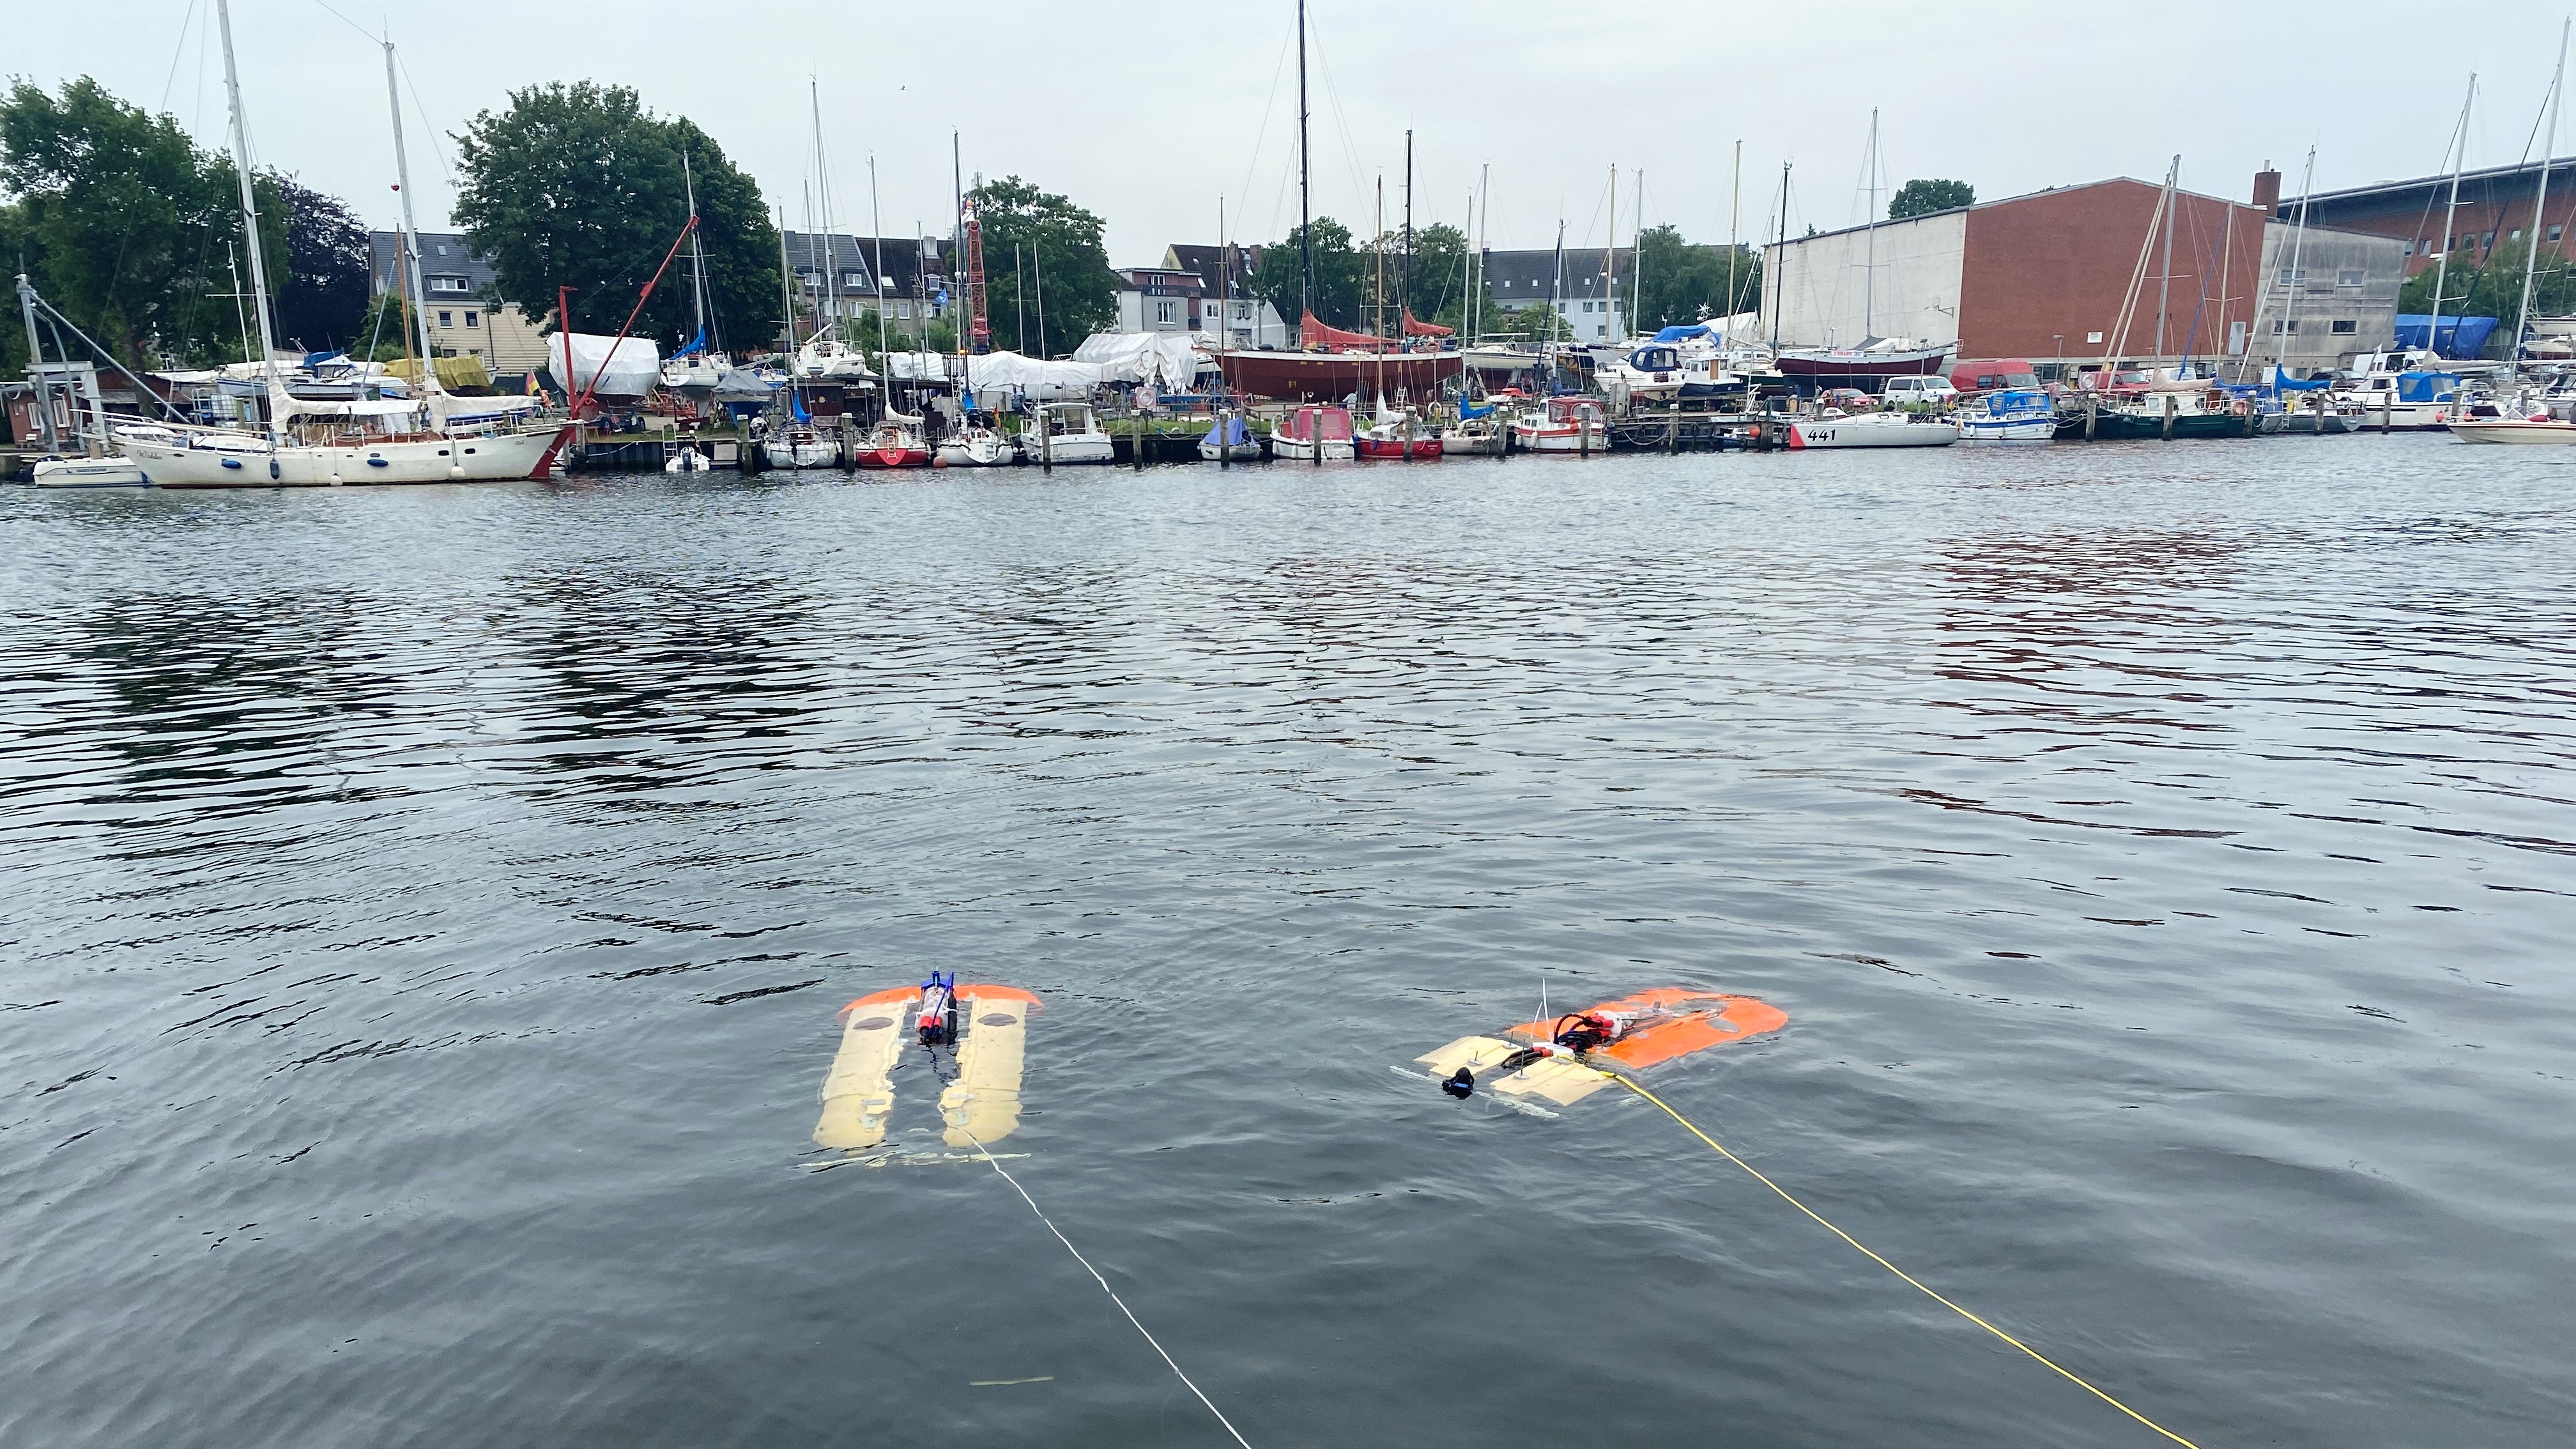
[1400,310,1453,337]
[546,332,661,403]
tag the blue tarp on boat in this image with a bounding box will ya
[2270,367,2333,393]
[2395,371,2462,403]
[1652,323,1714,344]
[2393,314,2498,356]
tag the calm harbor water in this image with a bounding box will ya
[3,438,2570,1447]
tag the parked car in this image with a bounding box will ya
[1882,376,1960,406]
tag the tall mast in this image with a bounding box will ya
[2154,154,2179,364]
[1726,140,1742,327]
[2268,149,2317,382]
[215,0,283,453]
[776,204,795,362]
[1605,164,1617,344]
[1548,219,1565,348]
[1629,167,1644,335]
[683,150,707,343]
[951,130,967,365]
[870,156,889,361]
[1218,195,1229,365]
[2518,31,2567,378]
[1771,162,1790,353]
[1374,174,1385,404]
[1297,0,1312,327]
[1402,128,1413,319]
[17,272,61,454]
[1863,110,1879,336]
[2430,77,2475,361]
[811,82,837,347]
[381,36,438,387]
[1475,162,1489,343]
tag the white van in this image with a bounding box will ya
[1882,376,1959,406]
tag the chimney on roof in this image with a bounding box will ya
[2251,165,2281,213]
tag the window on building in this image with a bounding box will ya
[428,276,469,294]
[1155,300,1176,324]
[2086,331,2104,344]
[2482,231,2496,249]
[437,310,453,327]
[2269,319,2301,334]
[436,243,449,256]
[2510,228,2524,242]
[2554,225,2566,243]
[2277,267,2306,285]
[2331,319,2358,334]
[896,300,912,319]
[464,310,479,328]
[843,270,864,288]
[2337,268,2365,288]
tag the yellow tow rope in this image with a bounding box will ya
[1603,1071,2206,1449]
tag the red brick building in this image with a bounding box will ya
[2287,157,2576,275]
[1765,169,2280,374]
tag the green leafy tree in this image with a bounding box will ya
[971,175,1117,356]
[1246,217,1367,331]
[351,291,418,362]
[273,174,370,353]
[0,76,285,369]
[2396,237,2576,342]
[452,83,777,355]
[1889,178,1974,220]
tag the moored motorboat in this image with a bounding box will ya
[1268,402,1355,461]
[1956,388,2055,441]
[1513,396,1606,453]
[1022,401,1114,465]
[1198,411,1262,462]
[30,456,153,487]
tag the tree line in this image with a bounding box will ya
[1,75,1124,378]
[1240,217,1763,342]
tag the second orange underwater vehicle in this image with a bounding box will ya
[1413,986,1788,1108]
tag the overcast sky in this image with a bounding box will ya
[7,1,2563,266]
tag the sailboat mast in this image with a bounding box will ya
[2430,77,2475,362]
[1298,0,1312,326]
[2270,149,2317,381]
[1771,162,1790,353]
[1726,140,1742,325]
[1863,110,1878,337]
[1605,164,1616,344]
[381,38,438,383]
[2154,154,2179,364]
[1475,162,1491,342]
[776,205,797,401]
[1374,174,1386,404]
[1402,129,1413,320]
[870,156,889,361]
[1630,168,1644,335]
[215,0,283,452]
[1218,195,1229,366]
[683,151,707,342]
[812,82,838,347]
[2518,33,2566,378]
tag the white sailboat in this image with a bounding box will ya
[124,6,568,487]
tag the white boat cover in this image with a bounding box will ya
[958,350,1106,401]
[547,332,662,400]
[1071,332,1205,390]
[275,395,426,422]
[882,351,954,383]
[429,392,545,427]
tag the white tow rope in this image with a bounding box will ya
[960,1129,1256,1448]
